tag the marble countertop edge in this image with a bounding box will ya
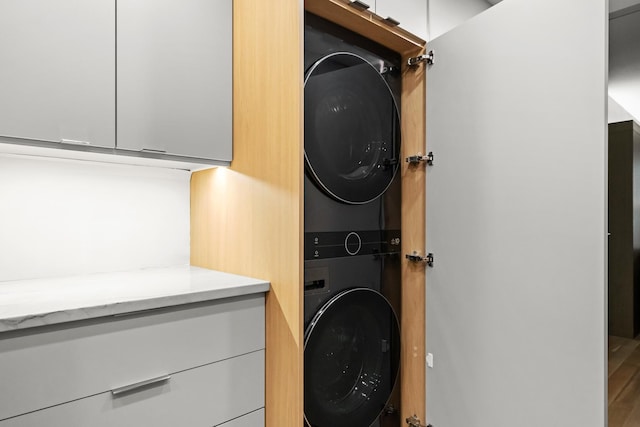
[0,266,270,334]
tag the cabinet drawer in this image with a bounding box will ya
[217,408,264,427]
[1,350,264,427]
[0,294,264,421]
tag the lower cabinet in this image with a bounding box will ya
[217,409,265,427]
[1,351,264,427]
[0,294,265,426]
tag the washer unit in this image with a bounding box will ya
[304,14,403,427]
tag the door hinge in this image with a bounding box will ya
[405,252,434,267]
[406,152,434,166]
[406,414,432,427]
[407,50,434,67]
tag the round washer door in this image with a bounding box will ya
[304,52,401,205]
[304,288,400,427]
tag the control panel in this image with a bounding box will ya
[304,230,401,260]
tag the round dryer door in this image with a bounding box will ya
[304,52,401,204]
[304,288,400,427]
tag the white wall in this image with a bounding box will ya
[427,0,492,40]
[611,0,640,14]
[0,155,190,282]
[609,95,637,123]
[609,6,640,125]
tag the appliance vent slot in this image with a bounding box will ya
[305,279,326,291]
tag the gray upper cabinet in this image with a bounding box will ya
[375,0,427,41]
[0,0,115,148]
[0,0,232,168]
[117,0,233,162]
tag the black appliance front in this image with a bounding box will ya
[304,243,401,427]
[305,287,400,427]
[305,52,401,205]
[304,13,403,427]
[304,13,402,235]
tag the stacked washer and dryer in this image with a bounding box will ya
[303,14,403,427]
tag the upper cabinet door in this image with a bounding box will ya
[117,0,233,162]
[375,0,427,41]
[0,0,115,148]
[425,0,606,426]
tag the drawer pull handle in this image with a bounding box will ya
[60,138,92,146]
[111,374,171,396]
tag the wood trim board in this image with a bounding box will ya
[305,0,425,56]
[400,52,427,424]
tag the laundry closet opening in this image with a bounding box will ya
[608,2,640,425]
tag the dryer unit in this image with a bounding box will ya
[304,14,403,427]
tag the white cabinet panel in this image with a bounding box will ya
[425,0,606,425]
[117,0,233,161]
[0,295,265,421]
[0,0,115,148]
[217,409,264,427]
[375,0,427,40]
[1,351,265,427]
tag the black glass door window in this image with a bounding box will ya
[304,53,401,204]
[304,288,400,427]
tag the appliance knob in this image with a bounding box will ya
[345,232,362,256]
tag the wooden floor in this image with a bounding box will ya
[609,335,640,426]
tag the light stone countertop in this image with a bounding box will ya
[0,265,269,333]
